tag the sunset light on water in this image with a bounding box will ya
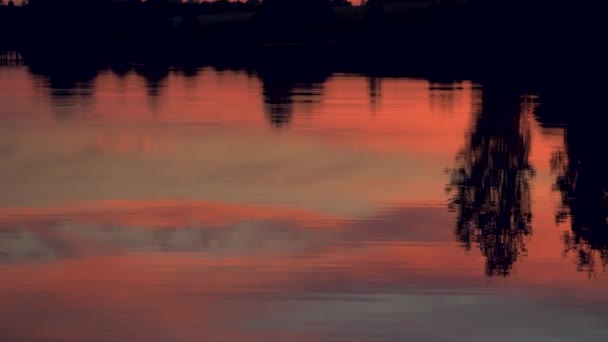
[1,0,607,340]
[2,64,607,340]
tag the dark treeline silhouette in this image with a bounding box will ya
[0,0,604,63]
[254,0,334,45]
[1,0,262,47]
[446,84,534,276]
[0,0,344,46]
[0,0,604,97]
[535,90,608,274]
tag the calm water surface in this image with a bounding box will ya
[1,61,607,341]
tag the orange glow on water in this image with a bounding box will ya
[1,65,607,341]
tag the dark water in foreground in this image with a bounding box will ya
[1,59,608,341]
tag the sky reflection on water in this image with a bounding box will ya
[1,63,607,341]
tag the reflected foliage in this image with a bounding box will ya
[11,45,333,127]
[367,76,381,113]
[447,87,534,276]
[19,48,173,112]
[22,50,100,117]
[428,81,464,114]
[134,63,170,99]
[257,50,329,128]
[551,118,608,274]
[261,77,294,127]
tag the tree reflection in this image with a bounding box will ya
[551,118,608,274]
[133,62,170,99]
[22,50,100,119]
[260,75,296,127]
[446,87,534,276]
[256,50,329,128]
[367,76,381,114]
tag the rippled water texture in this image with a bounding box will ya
[1,58,607,341]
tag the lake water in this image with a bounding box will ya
[1,57,607,341]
